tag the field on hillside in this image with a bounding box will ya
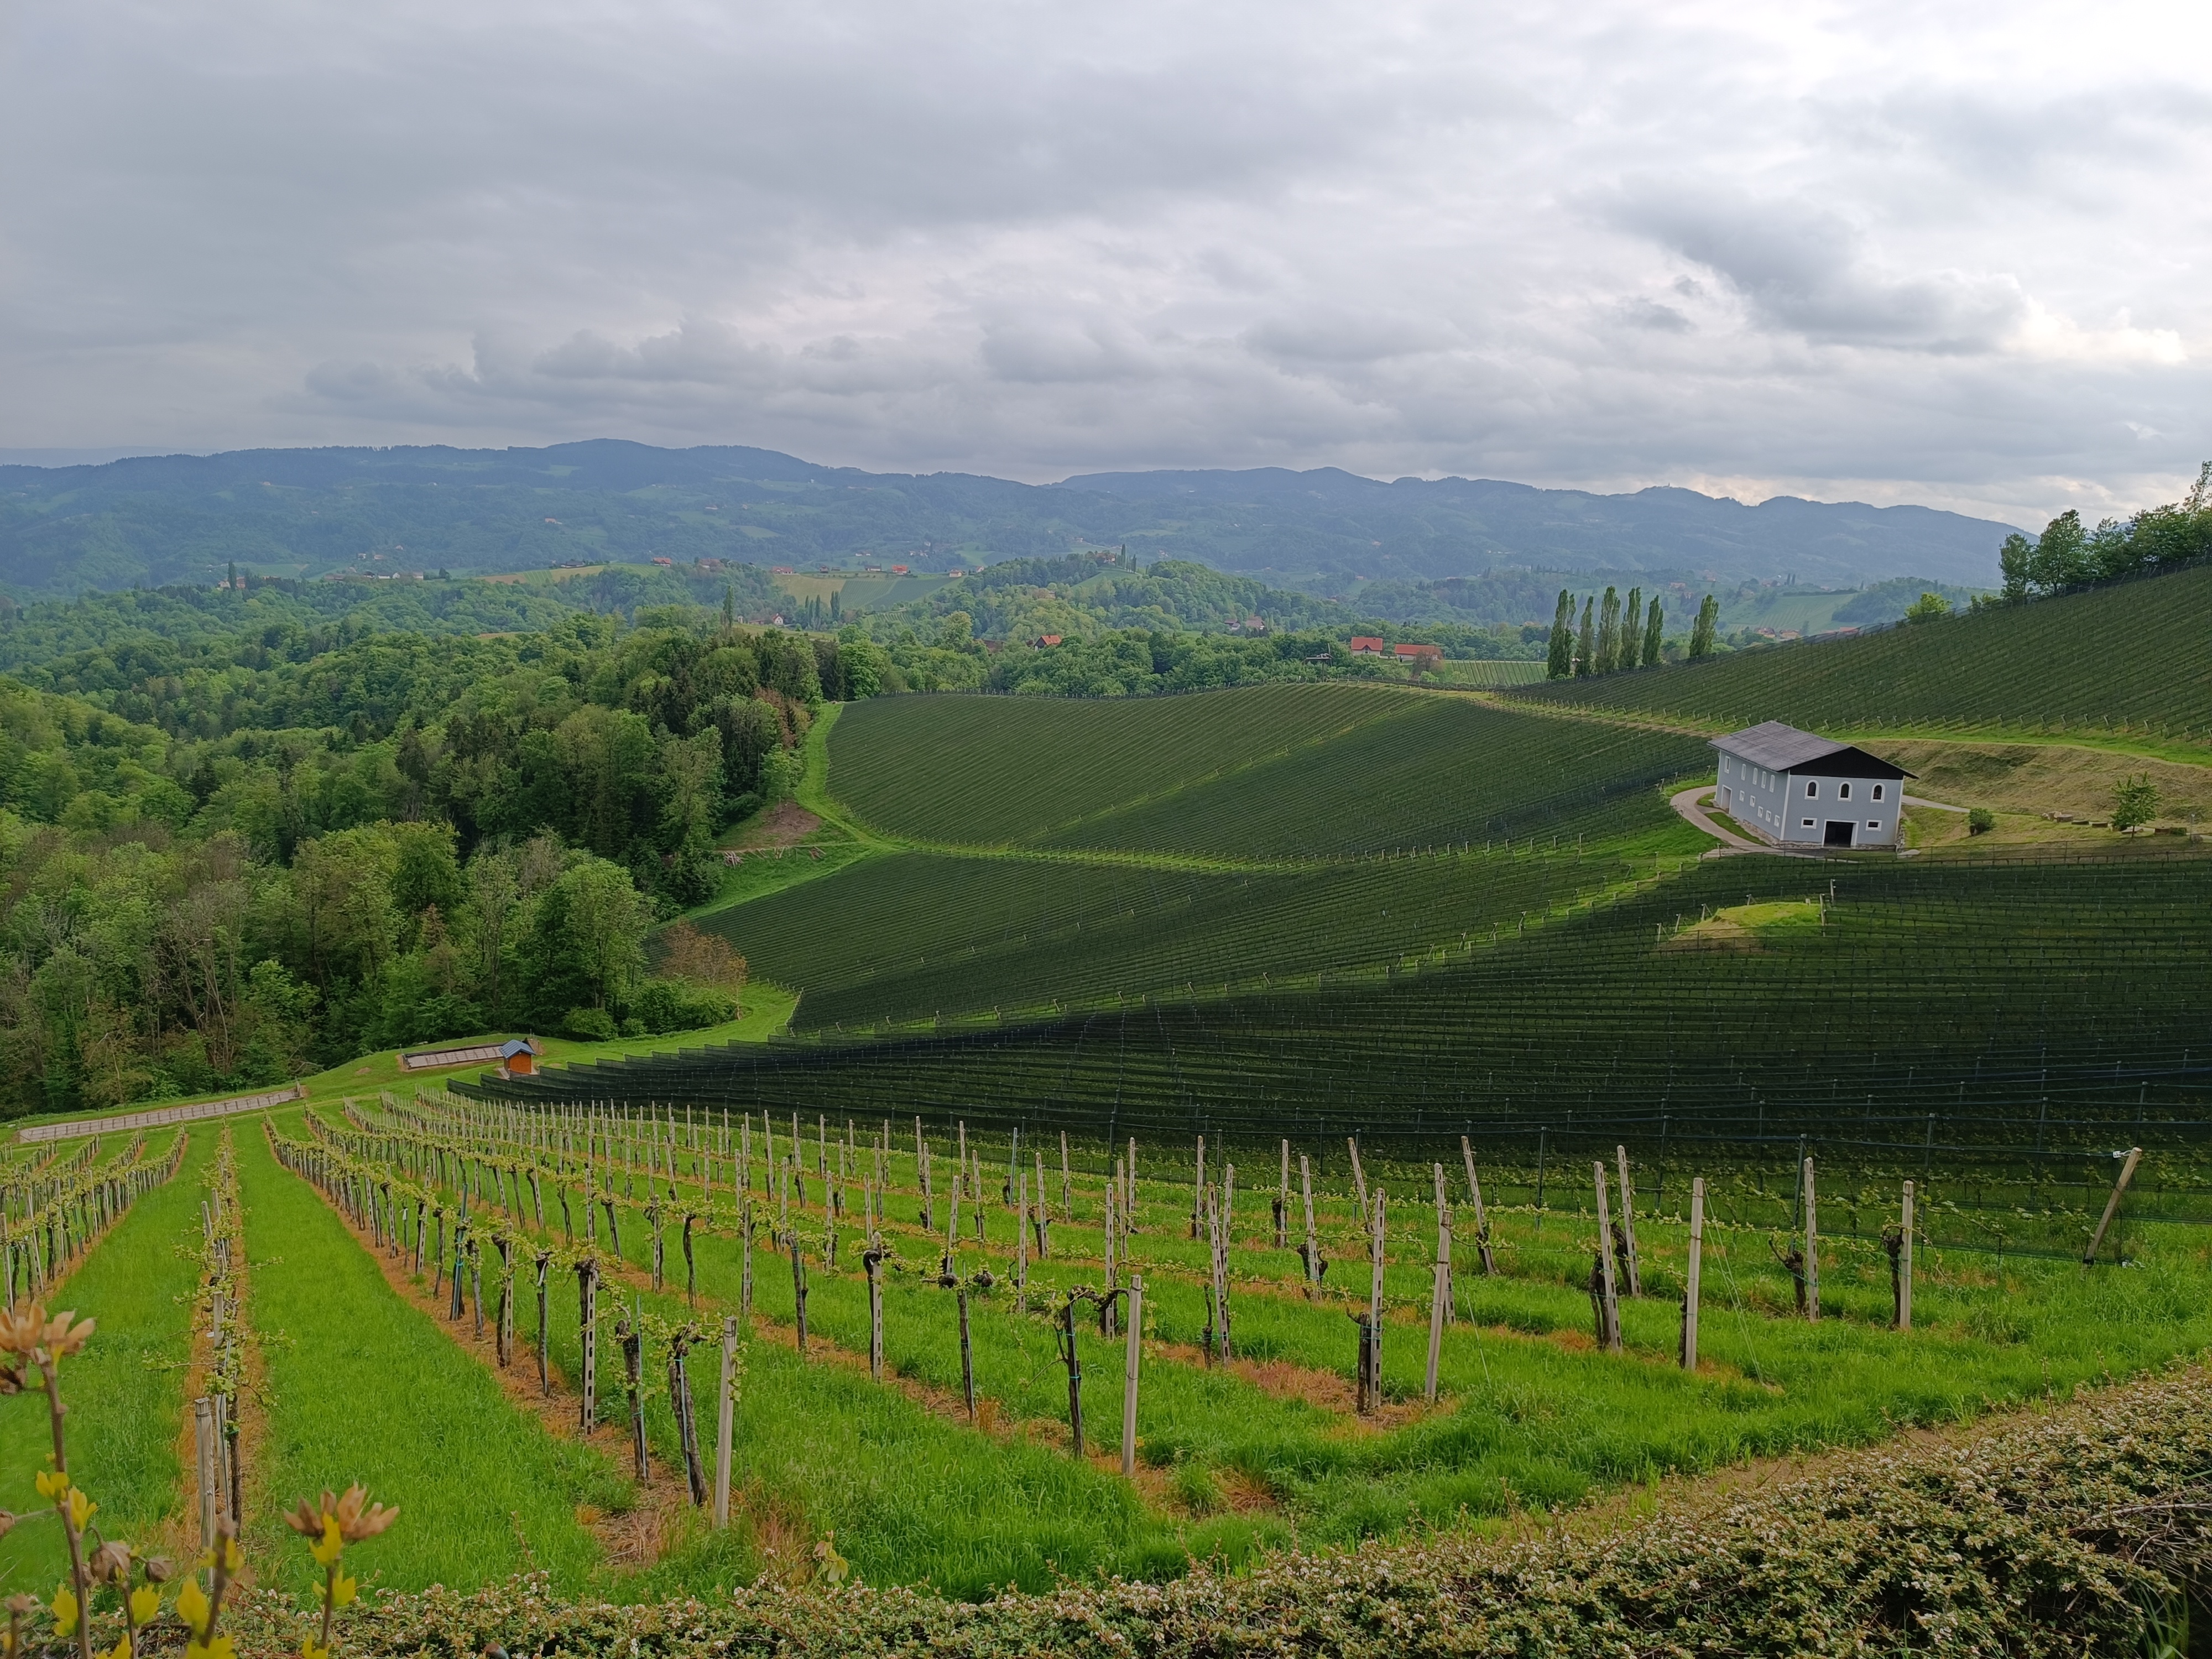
[1511,562,2212,740]
[692,683,1712,1026]
[540,847,2212,1169]
[10,571,2212,1658]
[11,1078,2209,1630]
[827,684,1428,845]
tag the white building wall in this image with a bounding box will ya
[1714,753,1901,848]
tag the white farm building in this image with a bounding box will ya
[1711,721,1912,850]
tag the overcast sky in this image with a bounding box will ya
[4,0,2209,525]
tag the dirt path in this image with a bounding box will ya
[1668,785,1780,856]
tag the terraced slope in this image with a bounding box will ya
[701,798,1693,1031]
[1507,562,2212,740]
[826,682,1425,844]
[508,848,2212,1161]
[1041,699,1709,857]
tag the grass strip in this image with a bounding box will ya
[235,1122,611,1598]
[0,1131,206,1593]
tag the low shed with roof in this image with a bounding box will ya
[1712,721,1912,850]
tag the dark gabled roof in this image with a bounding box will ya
[500,1038,541,1058]
[1710,721,1912,779]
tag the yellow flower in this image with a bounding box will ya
[185,1636,236,1659]
[128,1585,161,1626]
[33,1471,68,1501]
[309,1516,343,1569]
[49,1585,78,1640]
[175,1575,210,1638]
[66,1489,95,1532]
[331,1573,357,1610]
[218,1535,243,1575]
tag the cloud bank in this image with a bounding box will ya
[3,0,2209,524]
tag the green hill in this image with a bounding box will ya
[1508,563,2212,743]
[692,682,1711,1026]
[486,847,2212,1192]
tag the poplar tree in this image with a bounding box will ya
[1575,598,1596,677]
[1622,588,1643,671]
[1642,598,1665,666]
[1688,593,1719,659]
[1546,589,1574,679]
[1597,586,1620,673]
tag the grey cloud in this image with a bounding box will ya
[2,0,2208,527]
[1610,184,2028,352]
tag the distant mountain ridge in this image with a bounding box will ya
[0,439,2012,598]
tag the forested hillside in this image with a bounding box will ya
[0,597,846,1114]
[0,439,2014,598]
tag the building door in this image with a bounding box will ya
[1823,820,1855,847]
[1716,786,1731,812]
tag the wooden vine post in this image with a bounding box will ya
[1803,1156,1819,1322]
[534,1250,552,1395]
[1425,1164,1451,1404]
[1681,1176,1704,1370]
[1359,1188,1386,1413]
[1014,1171,1030,1311]
[864,1245,888,1381]
[790,1229,810,1352]
[1896,1180,1914,1329]
[1275,1139,1290,1248]
[714,1315,737,1528]
[620,1313,649,1480]
[1614,1145,1642,1296]
[1204,1187,1230,1363]
[1060,1129,1072,1220]
[1591,1163,1621,1353]
[1347,1135,1368,1215]
[1300,1155,1320,1291]
[1461,1136,1496,1275]
[1121,1275,1143,1478]
[1190,1135,1205,1239]
[957,1284,977,1425]
[1034,1152,1050,1256]
[2084,1147,2143,1265]
[576,1259,598,1431]
[740,1194,754,1324]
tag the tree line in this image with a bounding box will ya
[0,607,873,1115]
[1997,463,2212,602]
[1543,586,1720,679]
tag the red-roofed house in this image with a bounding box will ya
[1394,643,1442,661]
[1032,634,1064,648]
[1349,635,1386,655]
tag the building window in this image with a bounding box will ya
[1872,783,1884,802]
[1805,781,1818,797]
[1867,820,1880,830]
[1839,782,1851,800]
[1801,818,1814,827]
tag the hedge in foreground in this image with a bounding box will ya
[239,1363,2212,1658]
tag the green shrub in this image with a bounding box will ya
[628,977,738,1035]
[1967,806,1995,834]
[561,1005,617,1040]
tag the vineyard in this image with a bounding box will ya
[825,682,1429,846]
[9,1082,2211,1631]
[5,622,2212,1655]
[1509,559,2212,742]
[578,848,2212,1176]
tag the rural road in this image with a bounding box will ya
[1669,785,1770,855]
